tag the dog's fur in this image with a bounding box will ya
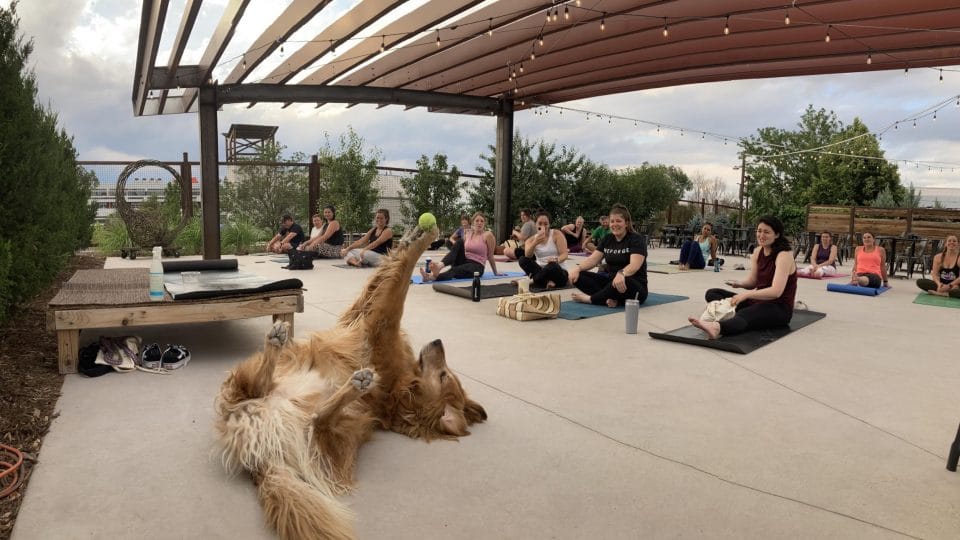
[213,225,486,540]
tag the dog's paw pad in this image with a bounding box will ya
[351,368,375,392]
[267,321,290,347]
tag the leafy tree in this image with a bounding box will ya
[220,141,308,234]
[399,153,465,232]
[610,164,689,224]
[0,3,96,320]
[687,171,734,206]
[741,106,902,233]
[316,126,381,235]
[471,133,592,228]
[871,183,922,208]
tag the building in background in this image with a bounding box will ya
[90,176,200,223]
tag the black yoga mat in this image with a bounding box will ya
[432,282,575,300]
[162,259,239,273]
[648,310,826,354]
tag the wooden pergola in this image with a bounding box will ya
[133,0,960,258]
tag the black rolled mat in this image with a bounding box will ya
[171,278,303,300]
[162,259,239,273]
[648,310,826,354]
[432,282,574,300]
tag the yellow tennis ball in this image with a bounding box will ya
[418,212,437,230]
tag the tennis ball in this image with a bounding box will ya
[418,212,437,230]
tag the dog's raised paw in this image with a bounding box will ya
[351,368,376,392]
[267,321,290,347]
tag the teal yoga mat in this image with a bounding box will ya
[411,271,525,285]
[557,292,688,320]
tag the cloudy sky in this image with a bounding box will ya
[5,0,960,195]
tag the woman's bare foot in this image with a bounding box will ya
[347,257,362,267]
[606,298,618,308]
[418,267,436,282]
[688,317,721,339]
[571,292,591,304]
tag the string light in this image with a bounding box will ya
[939,69,943,82]
[933,111,937,121]
[538,33,544,47]
[511,66,516,79]
[600,13,605,32]
[723,16,729,35]
[551,8,558,22]
[380,35,385,53]
[487,18,493,37]
[905,66,909,75]
[866,53,872,65]
[519,63,524,73]
[545,9,550,23]
[241,55,246,70]
[663,18,669,37]
[576,0,580,5]
[530,49,536,60]
[435,29,440,47]
[824,25,830,42]
[784,9,790,25]
[564,5,570,20]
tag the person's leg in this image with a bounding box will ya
[688,246,706,270]
[622,276,648,305]
[361,251,383,267]
[718,303,791,336]
[863,273,881,288]
[916,278,939,294]
[346,248,363,266]
[571,271,607,304]
[518,256,542,279]
[819,265,837,277]
[540,262,569,288]
[315,243,340,259]
[435,261,484,281]
[678,239,694,268]
[705,288,736,302]
[441,238,467,268]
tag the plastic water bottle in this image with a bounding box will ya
[149,246,164,301]
[425,257,431,274]
[714,258,720,272]
[471,272,481,302]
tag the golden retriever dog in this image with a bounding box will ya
[214,225,486,540]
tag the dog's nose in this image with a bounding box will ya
[431,339,443,347]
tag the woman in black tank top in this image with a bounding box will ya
[688,216,797,338]
[916,234,960,298]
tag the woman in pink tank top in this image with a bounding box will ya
[849,231,888,289]
[419,212,505,282]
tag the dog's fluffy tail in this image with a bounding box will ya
[257,464,355,540]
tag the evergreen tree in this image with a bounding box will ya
[0,3,96,320]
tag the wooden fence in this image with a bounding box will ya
[806,205,960,239]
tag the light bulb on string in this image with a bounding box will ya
[487,18,493,37]
[519,63,524,73]
[538,33,544,47]
[866,53,871,65]
[530,50,536,60]
[723,16,729,35]
[824,25,830,42]
[436,29,440,47]
[939,69,943,82]
[380,35,385,53]
[934,111,937,121]
[511,67,516,79]
[242,55,246,70]
[600,13,605,32]
[784,9,790,25]
[552,8,558,22]
[564,5,569,20]
[545,9,550,23]
[913,119,916,128]
[576,0,580,6]
[663,19,669,37]
[904,66,909,76]
[894,122,899,130]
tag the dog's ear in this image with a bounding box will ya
[463,398,487,424]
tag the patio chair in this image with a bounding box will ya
[894,237,929,278]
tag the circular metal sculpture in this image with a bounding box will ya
[115,159,190,250]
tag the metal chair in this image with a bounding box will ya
[894,237,929,278]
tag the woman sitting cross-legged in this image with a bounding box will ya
[916,234,960,297]
[849,231,888,289]
[518,210,570,289]
[561,215,587,253]
[419,211,505,282]
[797,231,838,278]
[568,204,648,307]
[341,208,393,267]
[688,215,798,340]
[677,222,721,270]
[298,205,344,259]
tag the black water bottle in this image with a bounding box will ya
[471,271,481,302]
[947,422,960,472]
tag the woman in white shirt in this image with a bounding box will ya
[518,210,570,289]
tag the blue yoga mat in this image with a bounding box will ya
[826,283,890,296]
[411,271,525,285]
[557,292,688,320]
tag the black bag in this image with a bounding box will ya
[287,248,314,270]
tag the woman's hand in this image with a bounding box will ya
[569,265,580,284]
[937,283,950,293]
[547,256,558,263]
[730,292,749,307]
[613,271,627,293]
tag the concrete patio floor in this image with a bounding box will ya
[12,245,960,539]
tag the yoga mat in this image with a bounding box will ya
[432,282,575,300]
[797,273,849,280]
[162,259,238,273]
[826,283,890,296]
[163,271,301,300]
[647,263,682,275]
[269,257,289,264]
[411,271,525,285]
[557,292,688,320]
[912,293,960,309]
[649,310,826,354]
[333,264,369,270]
